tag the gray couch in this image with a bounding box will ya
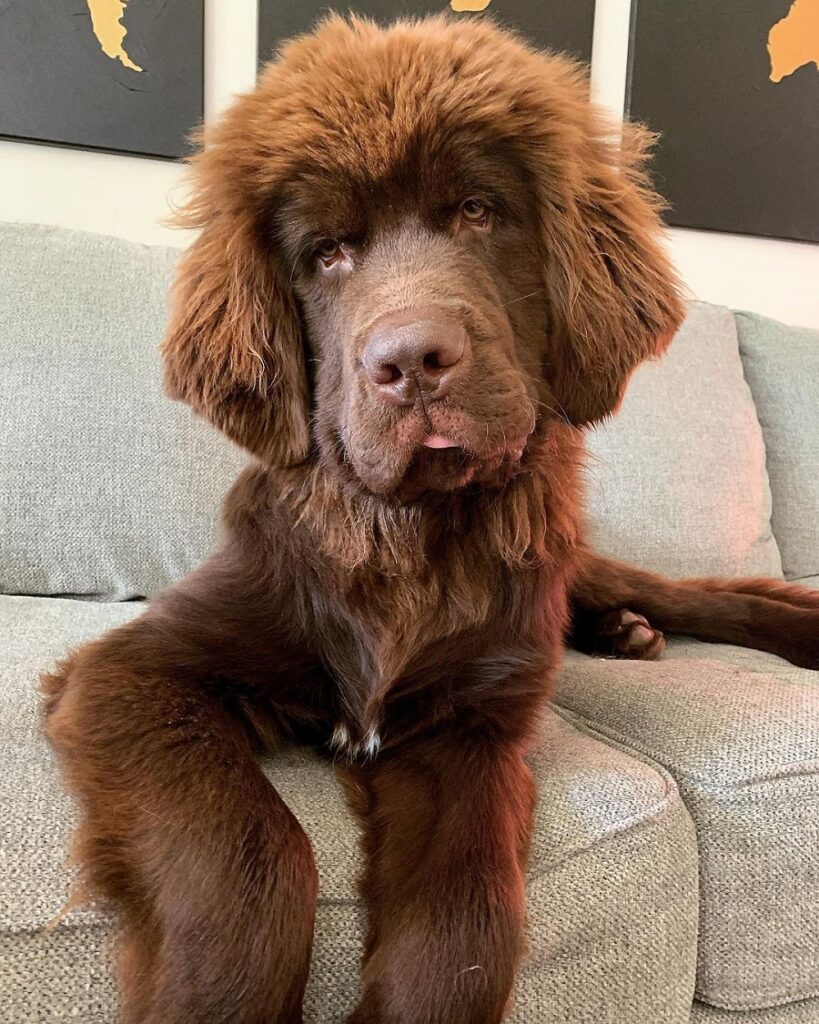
[1,222,817,1023]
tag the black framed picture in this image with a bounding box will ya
[627,0,819,244]
[0,0,204,160]
[259,1,596,67]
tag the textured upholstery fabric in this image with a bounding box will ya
[691,998,819,1023]
[0,223,246,601]
[585,302,782,580]
[1,594,699,1024]
[735,311,819,582]
[555,643,819,1012]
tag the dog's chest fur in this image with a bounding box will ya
[315,554,570,756]
[276,431,584,752]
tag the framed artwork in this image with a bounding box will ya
[0,0,204,160]
[259,1,596,67]
[627,0,819,244]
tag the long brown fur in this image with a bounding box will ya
[42,15,817,1024]
[571,552,819,669]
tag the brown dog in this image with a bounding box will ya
[43,16,819,1024]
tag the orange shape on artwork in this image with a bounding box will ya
[768,0,819,82]
[450,0,493,11]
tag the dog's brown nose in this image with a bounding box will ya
[362,311,469,405]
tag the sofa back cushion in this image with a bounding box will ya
[735,311,819,581]
[0,223,246,600]
[585,302,783,579]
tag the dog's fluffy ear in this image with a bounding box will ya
[535,101,685,426]
[161,134,310,466]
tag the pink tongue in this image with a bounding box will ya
[424,434,459,449]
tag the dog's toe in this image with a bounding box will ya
[600,609,666,661]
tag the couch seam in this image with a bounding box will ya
[556,706,819,1010]
[3,893,366,939]
[732,309,784,572]
[527,797,691,882]
[526,707,694,881]
[552,700,819,796]
[695,984,819,1013]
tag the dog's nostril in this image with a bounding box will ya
[373,363,402,385]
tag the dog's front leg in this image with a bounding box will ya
[341,734,536,1024]
[43,612,318,1024]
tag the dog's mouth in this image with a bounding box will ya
[396,436,529,499]
[334,394,537,501]
[421,432,527,460]
[344,425,532,502]
[423,433,460,450]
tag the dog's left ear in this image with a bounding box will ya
[160,83,311,467]
[161,208,311,466]
[536,116,686,426]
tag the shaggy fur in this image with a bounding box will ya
[43,16,818,1024]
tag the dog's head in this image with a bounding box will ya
[163,16,684,500]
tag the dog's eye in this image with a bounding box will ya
[460,198,491,225]
[316,239,343,267]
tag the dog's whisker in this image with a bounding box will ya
[502,288,546,308]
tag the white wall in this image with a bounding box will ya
[0,0,259,250]
[2,0,817,326]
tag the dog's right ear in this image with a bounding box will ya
[162,203,310,467]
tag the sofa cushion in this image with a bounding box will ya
[735,311,819,581]
[555,642,819,1011]
[691,997,819,1023]
[0,223,247,601]
[1,594,698,1023]
[585,302,783,580]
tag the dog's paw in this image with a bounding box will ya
[783,615,819,671]
[596,608,666,661]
